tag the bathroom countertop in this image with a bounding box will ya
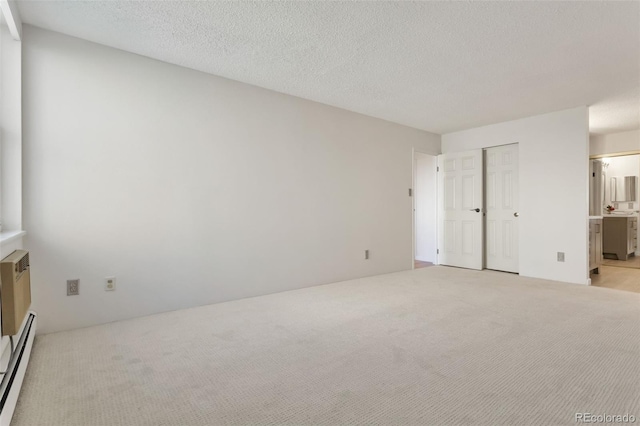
[602,212,639,218]
[589,216,603,220]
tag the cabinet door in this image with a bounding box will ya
[595,220,603,267]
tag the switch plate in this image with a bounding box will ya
[365,250,369,260]
[67,279,79,296]
[105,276,116,291]
[557,252,565,262]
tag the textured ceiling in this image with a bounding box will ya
[17,1,640,135]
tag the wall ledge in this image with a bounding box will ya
[0,230,26,246]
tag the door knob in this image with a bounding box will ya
[470,208,480,212]
[514,212,519,217]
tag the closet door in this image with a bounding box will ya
[485,144,519,273]
[437,149,484,270]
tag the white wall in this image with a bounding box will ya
[414,152,437,262]
[590,130,640,157]
[442,107,590,285]
[22,26,441,334]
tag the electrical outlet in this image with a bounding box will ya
[67,279,79,296]
[105,276,116,291]
[557,252,565,262]
[365,249,369,260]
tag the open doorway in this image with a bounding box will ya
[414,152,437,269]
[589,152,640,293]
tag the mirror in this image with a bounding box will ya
[610,176,638,202]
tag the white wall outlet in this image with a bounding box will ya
[105,276,116,291]
[67,279,79,296]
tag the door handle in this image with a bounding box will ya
[470,208,480,213]
[514,212,519,217]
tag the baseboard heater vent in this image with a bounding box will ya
[0,312,36,426]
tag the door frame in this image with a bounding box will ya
[412,149,439,269]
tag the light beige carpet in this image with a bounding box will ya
[13,267,640,425]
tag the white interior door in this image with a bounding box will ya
[437,149,484,270]
[485,144,519,273]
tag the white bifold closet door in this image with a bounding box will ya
[485,144,519,273]
[437,149,484,270]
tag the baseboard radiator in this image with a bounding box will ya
[0,250,37,426]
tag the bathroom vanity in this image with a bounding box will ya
[602,215,638,260]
